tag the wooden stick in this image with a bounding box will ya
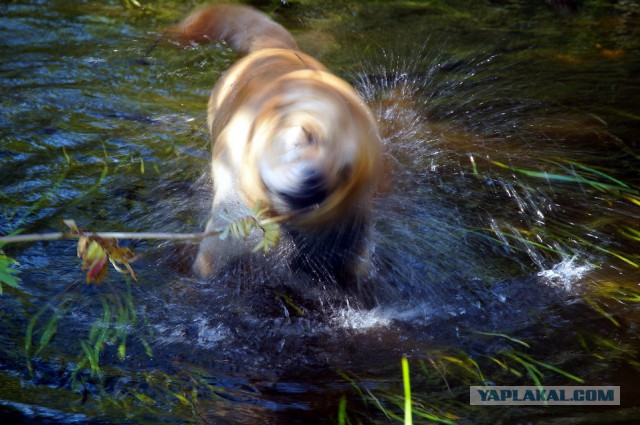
[0,231,222,245]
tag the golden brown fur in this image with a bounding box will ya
[172,4,382,280]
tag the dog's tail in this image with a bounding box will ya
[170,4,298,53]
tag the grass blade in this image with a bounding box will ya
[402,358,412,425]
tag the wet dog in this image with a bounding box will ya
[172,4,382,283]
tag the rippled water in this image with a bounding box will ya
[1,1,640,424]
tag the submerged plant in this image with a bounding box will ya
[70,288,153,383]
[339,331,589,424]
[491,159,638,195]
[402,358,413,425]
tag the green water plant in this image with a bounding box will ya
[69,288,153,384]
[339,358,461,425]
[491,160,638,195]
[341,335,588,424]
[337,395,348,425]
[25,305,52,375]
[402,357,413,425]
[0,250,21,293]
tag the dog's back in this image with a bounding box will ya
[172,4,298,52]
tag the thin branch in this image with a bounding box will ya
[0,231,223,245]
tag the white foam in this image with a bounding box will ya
[331,305,392,330]
[153,317,230,348]
[332,303,432,330]
[195,320,230,349]
[537,255,592,292]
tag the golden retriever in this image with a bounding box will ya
[171,4,382,282]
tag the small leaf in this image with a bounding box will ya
[87,254,109,284]
[62,146,72,164]
[63,219,80,234]
[474,331,531,348]
[118,341,126,360]
[75,228,140,283]
[0,254,22,290]
[86,240,107,263]
[251,200,262,215]
[133,391,156,405]
[36,312,60,355]
[169,390,191,406]
[140,337,153,358]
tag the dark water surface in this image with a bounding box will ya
[1,0,640,424]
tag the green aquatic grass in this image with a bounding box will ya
[383,392,458,424]
[599,106,640,122]
[25,306,49,376]
[585,243,638,268]
[35,310,62,357]
[0,145,110,290]
[584,296,621,327]
[402,358,412,425]
[477,207,640,273]
[506,353,545,406]
[587,334,636,358]
[486,356,523,378]
[491,160,639,195]
[65,145,110,209]
[0,252,21,293]
[278,293,306,316]
[476,331,585,385]
[339,353,478,424]
[80,339,102,379]
[591,280,640,303]
[474,331,531,349]
[338,395,348,425]
[79,297,113,379]
[579,333,639,376]
[25,281,154,389]
[554,226,639,268]
[468,155,640,283]
[620,226,640,242]
[24,302,71,375]
[419,350,488,389]
[510,351,585,384]
[338,369,401,422]
[12,164,70,230]
[471,226,565,258]
[76,289,147,378]
[560,160,630,189]
[368,340,587,423]
[441,355,487,385]
[128,369,214,417]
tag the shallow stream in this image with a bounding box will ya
[1,1,640,423]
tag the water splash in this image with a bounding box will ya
[331,303,393,330]
[537,255,593,292]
